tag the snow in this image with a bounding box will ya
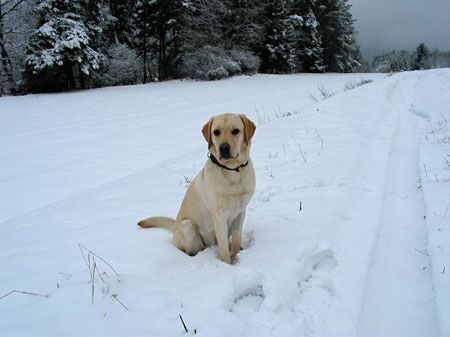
[0,70,449,337]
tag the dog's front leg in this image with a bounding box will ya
[230,211,245,259]
[212,212,231,264]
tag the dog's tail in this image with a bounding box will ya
[137,216,175,231]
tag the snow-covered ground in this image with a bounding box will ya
[0,71,448,337]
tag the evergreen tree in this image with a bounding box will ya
[222,0,264,52]
[181,0,227,53]
[134,0,181,82]
[180,0,260,79]
[0,0,30,95]
[390,50,413,72]
[24,0,103,92]
[414,42,429,70]
[314,0,359,72]
[260,0,298,73]
[134,0,154,83]
[372,49,414,73]
[107,0,136,47]
[291,0,325,72]
[147,0,182,80]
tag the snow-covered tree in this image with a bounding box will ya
[429,48,450,69]
[134,0,154,83]
[24,0,103,92]
[414,43,430,70]
[107,0,136,47]
[181,0,260,79]
[314,0,360,72]
[222,0,264,52]
[290,0,325,72]
[390,50,413,72]
[134,0,182,82]
[0,0,30,95]
[147,0,182,80]
[103,42,140,86]
[260,0,299,73]
[181,0,226,53]
[372,49,414,73]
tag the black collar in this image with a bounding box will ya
[208,153,249,172]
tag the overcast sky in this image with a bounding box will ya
[350,0,450,60]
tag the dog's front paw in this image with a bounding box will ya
[230,246,241,259]
[231,254,239,264]
[220,254,232,264]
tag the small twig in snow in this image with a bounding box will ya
[112,294,129,311]
[290,133,307,164]
[423,163,428,179]
[299,201,302,212]
[79,244,119,276]
[179,314,189,333]
[414,248,430,256]
[315,127,324,150]
[91,258,96,304]
[0,290,49,300]
[309,93,319,102]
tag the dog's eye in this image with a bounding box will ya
[213,130,220,136]
[232,129,240,135]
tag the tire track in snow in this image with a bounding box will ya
[357,77,439,336]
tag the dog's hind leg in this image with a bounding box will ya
[173,219,204,256]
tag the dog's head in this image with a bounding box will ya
[202,113,256,165]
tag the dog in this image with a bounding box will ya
[138,113,256,264]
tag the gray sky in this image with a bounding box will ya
[350,0,450,60]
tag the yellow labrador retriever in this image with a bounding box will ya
[138,113,256,264]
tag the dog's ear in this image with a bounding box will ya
[240,114,256,144]
[202,118,213,148]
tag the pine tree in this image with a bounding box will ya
[414,43,429,70]
[372,49,414,73]
[222,0,264,52]
[180,0,229,79]
[181,0,227,53]
[260,0,298,73]
[107,0,136,47]
[180,0,260,79]
[146,0,182,80]
[134,0,154,83]
[134,0,181,82]
[291,0,325,72]
[314,0,359,72]
[25,0,103,92]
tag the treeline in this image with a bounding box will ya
[0,0,361,95]
[372,43,450,73]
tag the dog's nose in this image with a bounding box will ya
[219,143,231,156]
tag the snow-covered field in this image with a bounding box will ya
[0,70,449,337]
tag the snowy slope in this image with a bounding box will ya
[0,71,448,337]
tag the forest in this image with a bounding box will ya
[0,0,362,94]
